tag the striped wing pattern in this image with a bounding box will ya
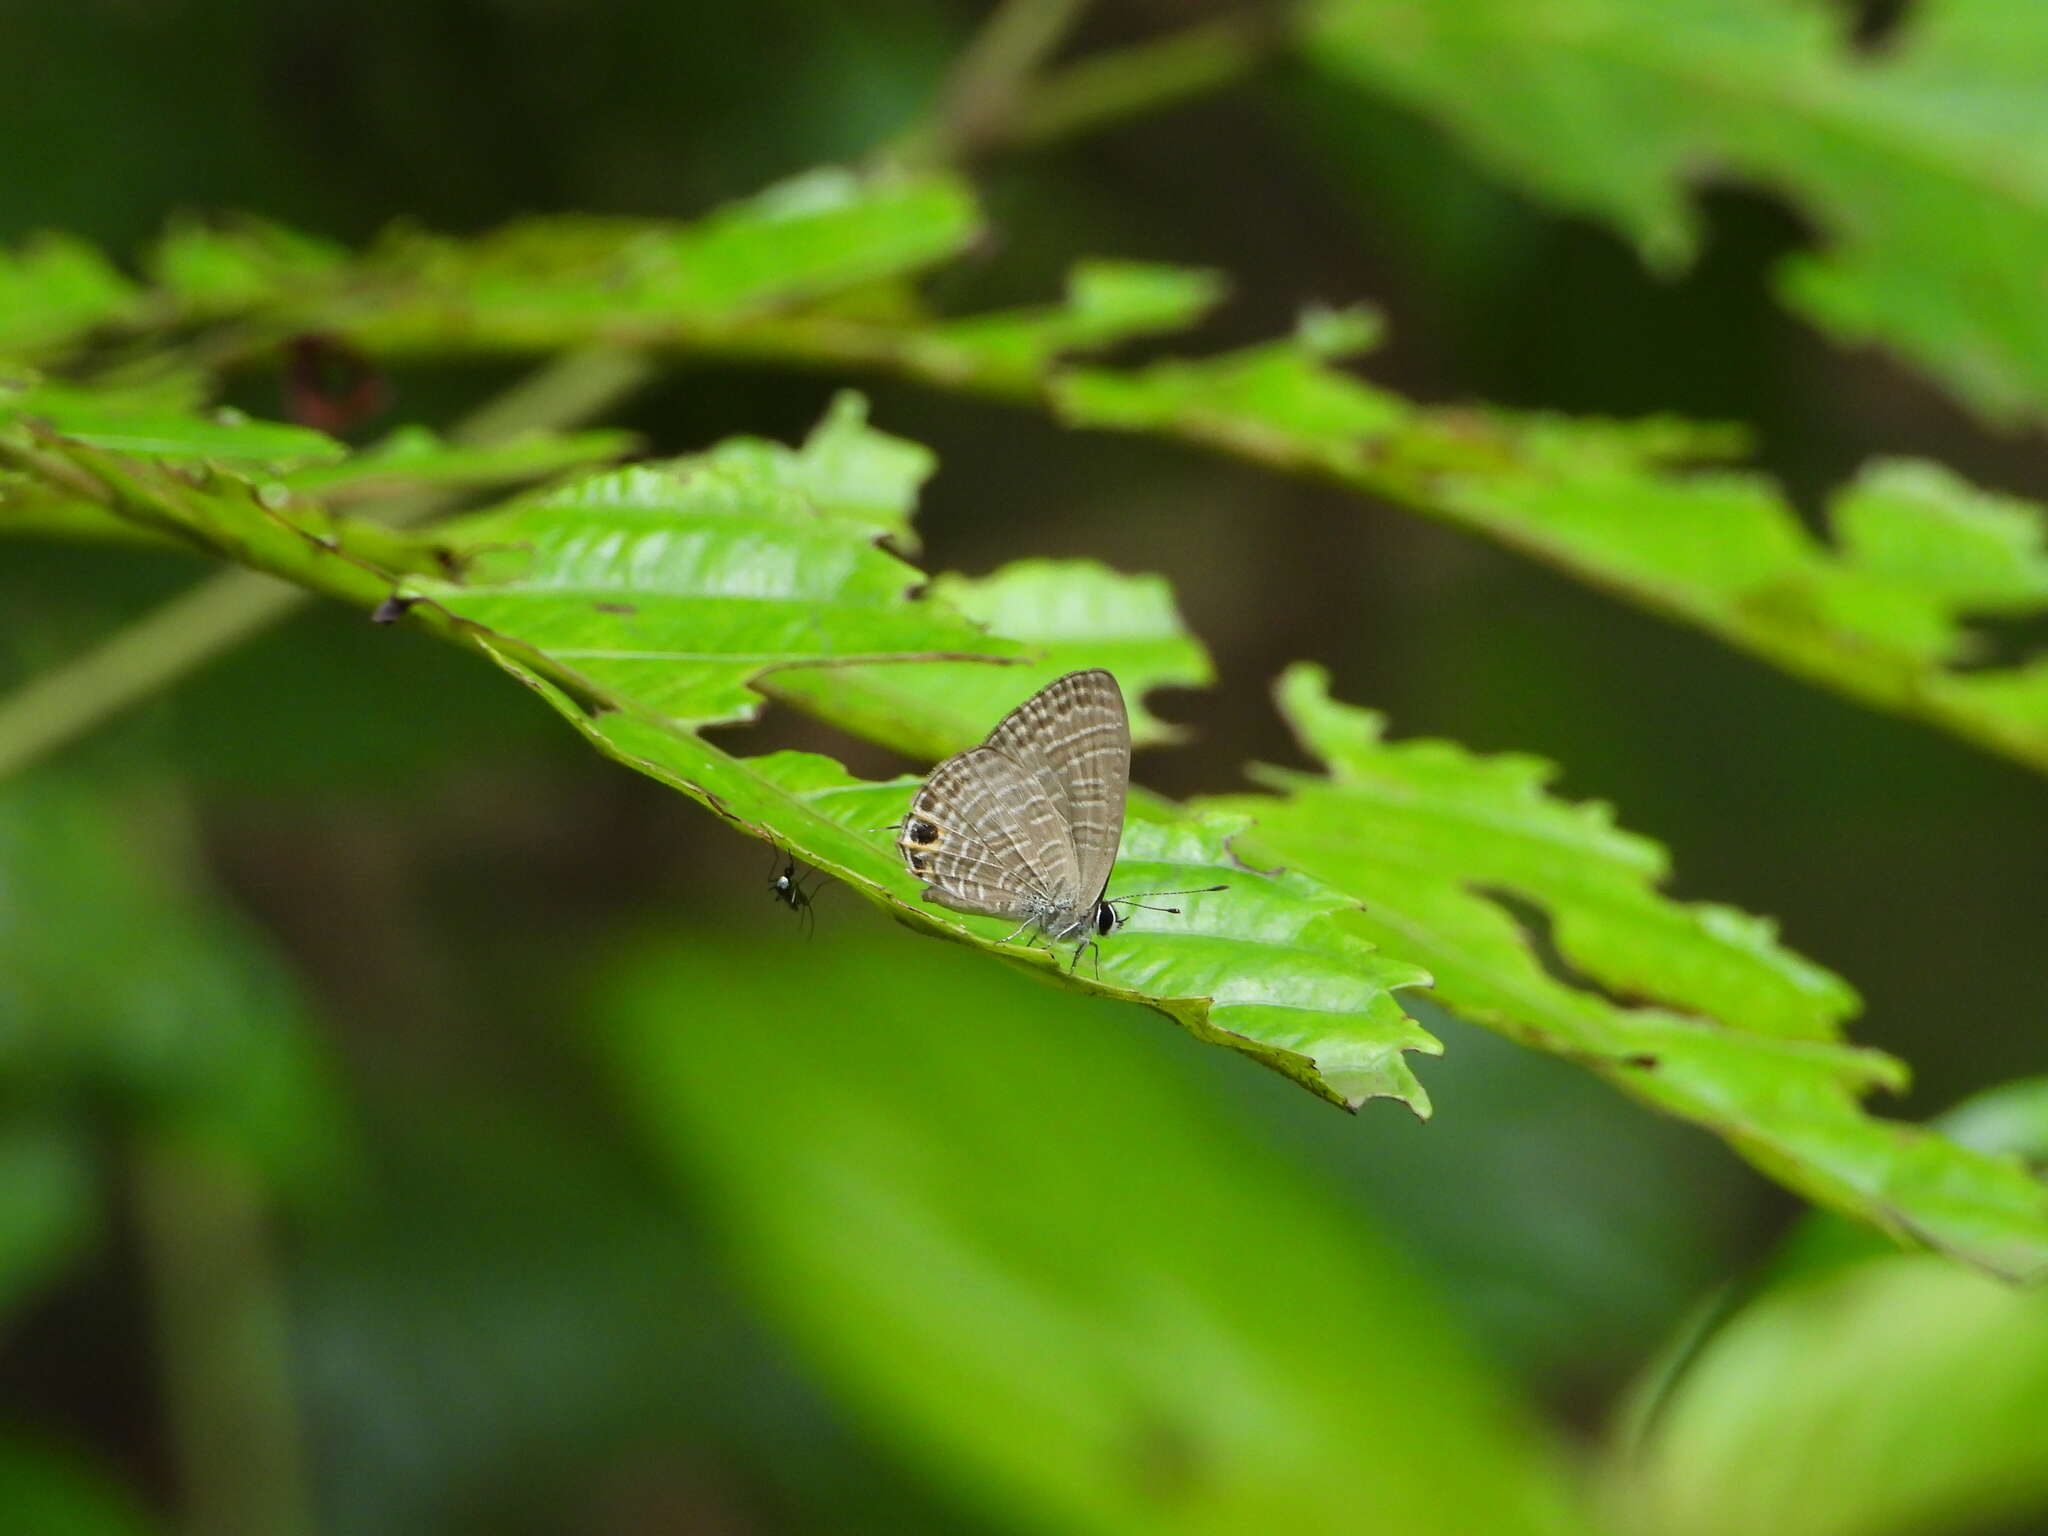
[904,746,1082,921]
[981,668,1129,905]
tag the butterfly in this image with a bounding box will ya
[895,669,1223,971]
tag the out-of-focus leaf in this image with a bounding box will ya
[1054,324,2048,778]
[598,924,1583,1536]
[898,260,1226,390]
[765,560,1216,757]
[0,380,341,467]
[1604,1245,2048,1536]
[292,1077,998,1535]
[1299,0,2048,429]
[0,236,140,362]
[1258,1006,1758,1389]
[1200,665,2048,1283]
[5,168,987,371]
[22,172,2046,780]
[0,1436,159,1536]
[149,216,349,316]
[1939,1077,2048,1166]
[146,167,981,355]
[0,776,346,1192]
[48,198,1228,405]
[276,424,636,502]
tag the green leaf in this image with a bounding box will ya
[0,236,140,362]
[765,559,1217,758]
[1299,0,2048,427]
[1054,306,1413,454]
[10,170,983,374]
[726,747,1437,1112]
[1200,664,2048,1282]
[32,179,2046,777]
[0,379,342,467]
[148,215,349,315]
[1604,1247,2048,1536]
[377,411,1430,1111]
[276,423,637,503]
[903,260,1227,390]
[156,167,983,355]
[0,385,1438,1111]
[89,197,1229,406]
[1053,328,2048,777]
[1939,1077,2048,1165]
[10,384,2041,1264]
[10,382,2037,1265]
[597,924,1583,1536]
[409,393,1013,732]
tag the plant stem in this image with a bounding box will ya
[0,345,651,783]
[132,1133,312,1536]
[894,6,1273,165]
[1003,14,1271,151]
[937,0,1097,157]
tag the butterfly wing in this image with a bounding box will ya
[982,669,1129,905]
[900,746,1083,921]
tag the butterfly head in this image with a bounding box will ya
[897,813,943,876]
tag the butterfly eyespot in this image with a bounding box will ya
[908,852,929,872]
[907,819,940,845]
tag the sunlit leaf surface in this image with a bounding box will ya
[1203,666,2048,1282]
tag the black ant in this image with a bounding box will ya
[768,851,823,935]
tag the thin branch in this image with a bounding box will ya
[935,0,1097,159]
[0,346,652,782]
[1003,13,1272,152]
[133,1134,312,1536]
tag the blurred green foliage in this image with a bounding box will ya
[1,3,2045,1534]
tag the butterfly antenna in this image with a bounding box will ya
[1109,883,1227,909]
